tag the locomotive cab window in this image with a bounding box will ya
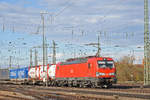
[97,61,114,68]
[107,61,114,68]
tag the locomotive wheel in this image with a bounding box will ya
[108,84,112,87]
[91,83,96,88]
[56,82,60,87]
[79,83,83,88]
[58,83,61,87]
[79,82,86,88]
[52,82,56,86]
[68,83,72,87]
[83,85,87,88]
[102,85,108,88]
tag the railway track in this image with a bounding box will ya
[0,83,150,100]
[26,86,150,99]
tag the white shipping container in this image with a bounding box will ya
[48,65,56,79]
[28,65,56,80]
[28,67,36,79]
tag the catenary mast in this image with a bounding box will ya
[144,0,150,85]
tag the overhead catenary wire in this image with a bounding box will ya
[54,0,73,17]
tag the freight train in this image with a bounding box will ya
[0,56,117,88]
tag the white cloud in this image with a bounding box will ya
[132,19,144,24]
[86,18,98,24]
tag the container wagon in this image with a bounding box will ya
[28,64,56,85]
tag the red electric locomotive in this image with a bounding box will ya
[55,56,117,88]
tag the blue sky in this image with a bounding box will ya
[0,0,149,67]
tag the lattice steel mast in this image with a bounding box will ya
[144,0,150,85]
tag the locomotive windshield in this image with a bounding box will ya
[97,61,114,68]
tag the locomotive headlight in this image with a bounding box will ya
[96,72,105,76]
[109,73,115,75]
